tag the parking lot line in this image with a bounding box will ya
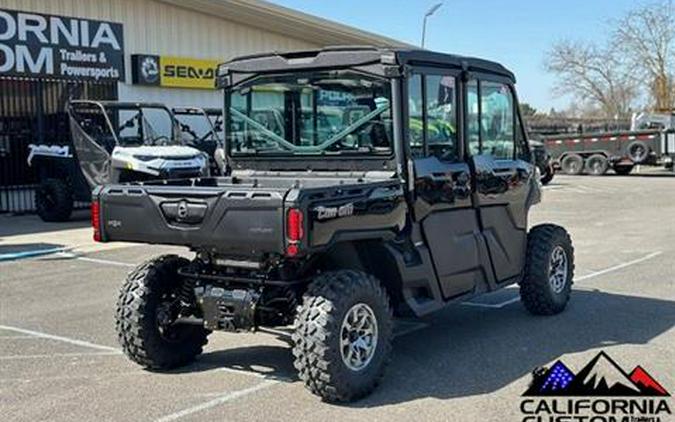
[461,251,662,309]
[0,351,122,361]
[0,325,120,353]
[57,252,137,268]
[155,379,279,422]
[575,251,662,281]
[462,296,520,309]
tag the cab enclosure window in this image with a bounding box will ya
[466,79,527,161]
[407,72,458,161]
[227,71,393,157]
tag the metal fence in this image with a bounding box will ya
[0,77,117,213]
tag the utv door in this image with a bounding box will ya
[465,77,536,283]
[407,71,492,299]
[68,102,114,188]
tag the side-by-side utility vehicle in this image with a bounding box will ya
[95,47,575,402]
[28,101,209,221]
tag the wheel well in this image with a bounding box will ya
[313,240,404,313]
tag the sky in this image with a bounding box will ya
[268,0,642,112]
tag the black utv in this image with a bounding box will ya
[96,47,575,402]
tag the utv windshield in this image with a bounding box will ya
[70,102,180,151]
[226,71,393,156]
[113,106,179,147]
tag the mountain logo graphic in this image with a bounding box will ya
[524,351,670,397]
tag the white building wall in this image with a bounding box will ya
[0,0,320,107]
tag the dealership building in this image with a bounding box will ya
[0,0,403,212]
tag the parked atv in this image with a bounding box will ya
[28,101,209,221]
[94,47,575,402]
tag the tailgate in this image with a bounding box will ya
[96,184,286,256]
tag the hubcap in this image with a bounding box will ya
[549,246,569,294]
[340,303,378,371]
[156,292,182,342]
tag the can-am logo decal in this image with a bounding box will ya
[132,54,217,90]
[520,351,671,422]
[314,203,355,221]
[0,8,124,81]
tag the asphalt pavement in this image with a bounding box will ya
[1,172,674,421]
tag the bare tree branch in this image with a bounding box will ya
[613,0,675,110]
[544,40,639,118]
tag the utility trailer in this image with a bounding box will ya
[542,129,675,175]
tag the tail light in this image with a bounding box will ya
[286,208,304,257]
[91,200,102,242]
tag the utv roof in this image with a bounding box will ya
[219,46,515,82]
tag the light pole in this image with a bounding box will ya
[421,2,443,49]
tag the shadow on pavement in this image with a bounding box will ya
[0,210,90,238]
[172,289,675,406]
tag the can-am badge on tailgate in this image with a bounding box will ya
[314,203,355,221]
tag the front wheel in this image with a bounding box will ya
[520,224,574,316]
[115,255,209,369]
[292,270,393,403]
[35,178,73,222]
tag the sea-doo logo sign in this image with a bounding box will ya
[0,9,124,81]
[520,351,671,422]
[132,54,217,89]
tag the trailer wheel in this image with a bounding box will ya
[292,270,393,402]
[626,141,650,164]
[613,164,634,175]
[35,178,73,222]
[585,154,609,176]
[561,154,584,175]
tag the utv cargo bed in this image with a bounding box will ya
[94,175,397,257]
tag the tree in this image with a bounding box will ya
[520,103,538,117]
[544,40,638,118]
[613,0,675,111]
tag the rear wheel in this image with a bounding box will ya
[292,270,393,402]
[585,154,609,176]
[561,154,584,175]
[116,255,209,369]
[35,178,73,222]
[613,164,634,175]
[520,224,574,316]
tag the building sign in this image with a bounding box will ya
[132,54,218,89]
[0,9,125,81]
